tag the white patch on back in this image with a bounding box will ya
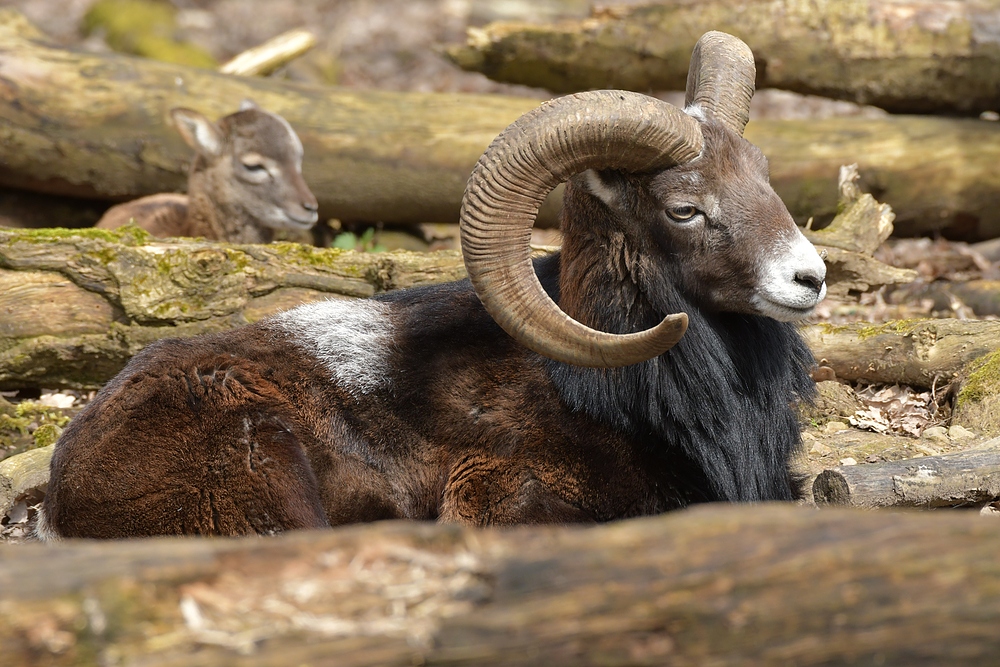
[272,298,394,395]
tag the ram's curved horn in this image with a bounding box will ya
[460,90,702,368]
[684,31,756,136]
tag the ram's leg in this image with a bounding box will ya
[44,353,328,538]
[439,454,595,526]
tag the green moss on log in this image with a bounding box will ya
[0,401,71,459]
[953,351,1000,437]
[9,225,151,246]
[957,351,1000,408]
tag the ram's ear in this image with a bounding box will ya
[170,107,224,157]
[580,169,629,210]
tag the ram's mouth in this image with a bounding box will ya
[751,293,822,322]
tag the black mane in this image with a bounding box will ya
[536,252,815,502]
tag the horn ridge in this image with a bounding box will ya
[684,31,756,136]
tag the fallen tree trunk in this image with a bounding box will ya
[2,504,999,666]
[0,10,561,227]
[3,12,1000,239]
[0,227,474,389]
[804,319,1000,388]
[0,227,906,390]
[813,440,1000,508]
[448,0,1000,116]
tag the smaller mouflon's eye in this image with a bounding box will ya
[242,160,267,173]
[665,205,699,222]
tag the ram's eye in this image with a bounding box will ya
[242,160,267,173]
[666,205,699,222]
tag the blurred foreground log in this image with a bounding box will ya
[813,439,1000,508]
[3,505,1000,666]
[448,0,1000,115]
[0,227,905,390]
[3,11,1000,238]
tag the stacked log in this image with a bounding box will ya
[2,11,1000,238]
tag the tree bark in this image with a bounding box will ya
[0,227,906,390]
[447,0,1000,115]
[3,10,1000,239]
[0,227,472,389]
[813,439,1000,507]
[804,319,1000,389]
[2,504,1000,666]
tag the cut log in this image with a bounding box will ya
[0,227,907,390]
[750,114,1000,240]
[3,11,1000,238]
[805,163,915,298]
[813,439,1000,508]
[0,445,51,518]
[448,0,1000,116]
[805,319,1000,389]
[2,505,1000,665]
[803,164,894,256]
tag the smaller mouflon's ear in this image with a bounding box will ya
[170,107,224,158]
[239,98,260,112]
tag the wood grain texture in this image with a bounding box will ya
[2,504,1000,665]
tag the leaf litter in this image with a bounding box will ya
[848,384,941,437]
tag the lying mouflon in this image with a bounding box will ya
[96,101,318,243]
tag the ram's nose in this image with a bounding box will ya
[794,267,825,296]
